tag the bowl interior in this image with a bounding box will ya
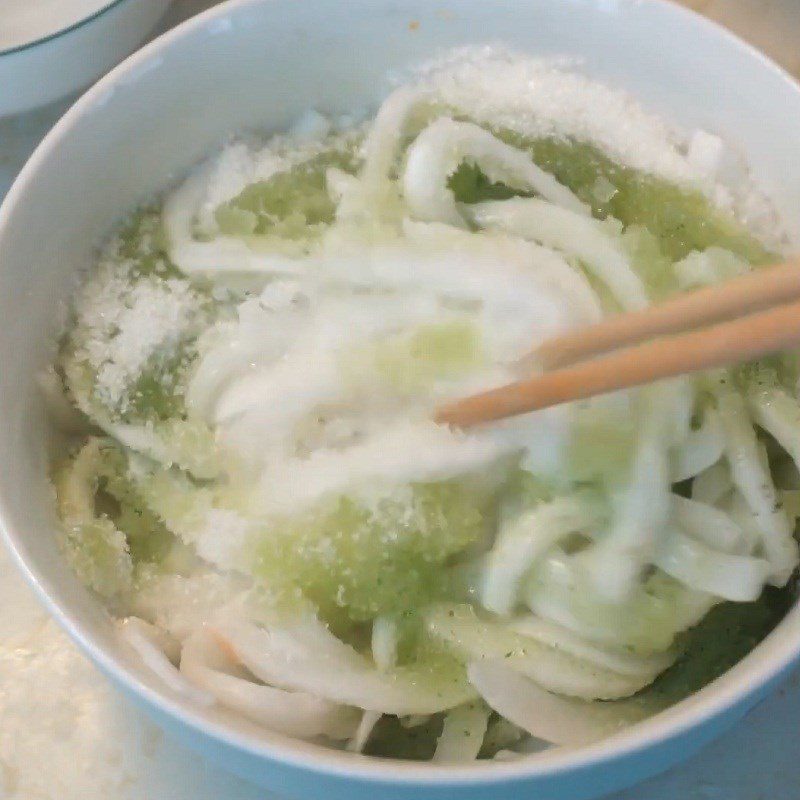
[1,0,800,796]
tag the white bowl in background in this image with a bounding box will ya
[0,1,799,798]
[0,0,172,117]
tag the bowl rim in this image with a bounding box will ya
[1,0,800,787]
[0,0,134,58]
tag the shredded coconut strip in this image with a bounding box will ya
[715,383,799,584]
[180,630,359,740]
[119,618,214,707]
[432,702,490,762]
[467,660,612,747]
[481,490,605,616]
[468,198,648,311]
[212,612,476,715]
[403,118,588,227]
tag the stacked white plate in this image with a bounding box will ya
[0,0,172,117]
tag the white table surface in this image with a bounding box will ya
[2,2,800,797]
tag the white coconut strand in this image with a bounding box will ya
[480,490,606,616]
[715,383,799,585]
[467,660,615,747]
[671,407,725,482]
[468,197,648,311]
[214,613,476,715]
[119,618,214,708]
[432,702,490,762]
[403,118,588,228]
[180,630,359,740]
[654,528,770,602]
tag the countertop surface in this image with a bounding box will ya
[1,2,800,798]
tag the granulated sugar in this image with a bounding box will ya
[407,46,785,248]
[69,249,207,414]
[412,47,705,186]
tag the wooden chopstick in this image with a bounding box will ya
[435,293,800,429]
[536,260,800,369]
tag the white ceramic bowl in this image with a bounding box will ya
[0,0,172,117]
[1,1,800,797]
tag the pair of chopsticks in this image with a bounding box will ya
[435,259,800,428]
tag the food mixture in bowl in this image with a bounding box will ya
[49,47,799,760]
